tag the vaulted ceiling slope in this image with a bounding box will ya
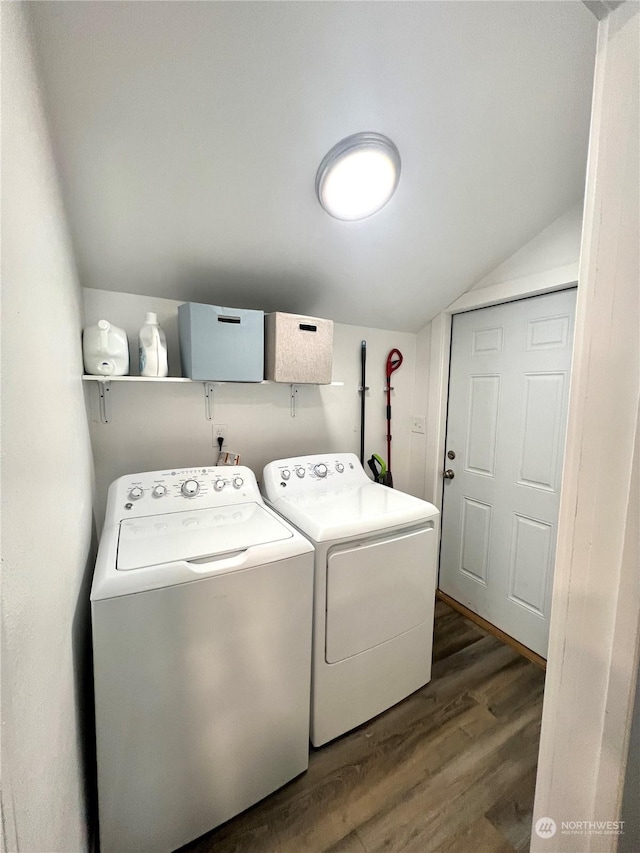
[28,1,596,332]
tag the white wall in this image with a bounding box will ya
[1,5,95,852]
[469,202,583,291]
[409,324,430,499]
[83,289,426,526]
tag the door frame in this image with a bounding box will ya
[424,261,579,515]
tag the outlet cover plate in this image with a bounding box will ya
[213,424,228,445]
[411,416,425,435]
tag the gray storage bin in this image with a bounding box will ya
[265,312,333,384]
[178,302,264,381]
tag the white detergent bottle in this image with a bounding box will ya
[138,312,169,377]
[83,319,130,376]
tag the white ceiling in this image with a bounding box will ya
[28,1,596,332]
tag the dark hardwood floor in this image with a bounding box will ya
[179,601,545,853]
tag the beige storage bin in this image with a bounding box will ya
[265,312,333,384]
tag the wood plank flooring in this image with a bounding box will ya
[179,601,545,853]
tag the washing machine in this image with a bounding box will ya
[262,453,440,747]
[91,465,314,853]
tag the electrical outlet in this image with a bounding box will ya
[411,415,425,435]
[213,424,228,446]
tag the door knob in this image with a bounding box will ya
[443,469,455,480]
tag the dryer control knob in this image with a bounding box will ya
[129,487,143,500]
[314,463,328,478]
[336,463,345,473]
[213,479,226,492]
[152,485,167,498]
[281,469,291,480]
[296,468,306,478]
[181,479,200,497]
[232,477,244,489]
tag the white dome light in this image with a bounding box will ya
[316,133,401,221]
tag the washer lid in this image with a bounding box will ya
[117,501,293,571]
[270,483,439,543]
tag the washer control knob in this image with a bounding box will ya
[181,479,200,497]
[296,468,306,478]
[281,469,291,480]
[214,479,225,492]
[152,485,167,498]
[336,463,345,473]
[129,487,143,500]
[314,463,328,478]
[232,476,244,489]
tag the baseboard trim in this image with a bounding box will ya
[436,589,547,671]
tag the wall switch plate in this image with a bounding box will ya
[411,415,426,434]
[213,424,227,445]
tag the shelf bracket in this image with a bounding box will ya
[204,382,215,421]
[290,384,298,418]
[98,381,111,424]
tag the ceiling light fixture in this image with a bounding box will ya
[316,132,401,221]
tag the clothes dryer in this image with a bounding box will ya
[262,453,439,746]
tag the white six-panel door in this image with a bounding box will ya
[439,289,576,657]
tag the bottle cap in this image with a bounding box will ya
[145,312,158,325]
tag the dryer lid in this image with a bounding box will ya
[117,501,293,571]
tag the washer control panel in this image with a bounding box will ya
[109,465,258,522]
[262,453,370,499]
